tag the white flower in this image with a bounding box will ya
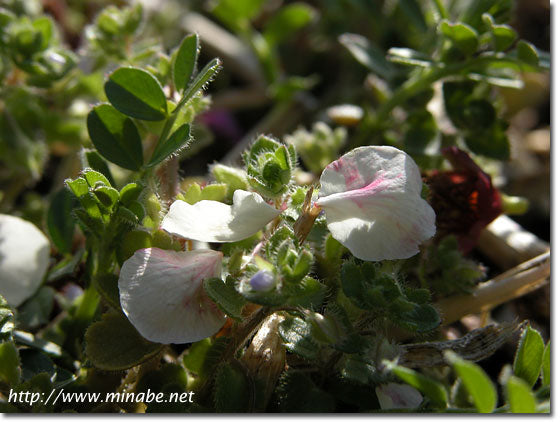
[118,247,226,344]
[375,383,423,409]
[316,146,436,261]
[161,190,281,243]
[0,214,50,307]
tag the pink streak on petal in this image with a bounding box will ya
[328,156,362,188]
[343,171,401,207]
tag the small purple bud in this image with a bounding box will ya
[250,270,275,292]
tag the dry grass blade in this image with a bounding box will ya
[398,320,526,368]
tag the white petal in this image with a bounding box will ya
[118,248,226,344]
[0,214,50,307]
[376,383,423,409]
[319,146,423,197]
[161,190,281,242]
[317,146,435,261]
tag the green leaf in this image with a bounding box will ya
[211,164,249,200]
[147,124,191,167]
[385,362,448,407]
[47,188,76,254]
[183,338,212,377]
[445,351,496,413]
[32,16,53,51]
[203,277,246,321]
[180,58,222,107]
[440,20,479,56]
[492,25,517,52]
[87,104,144,171]
[84,169,111,187]
[83,150,116,187]
[85,312,163,370]
[137,363,188,393]
[119,182,144,206]
[125,200,145,221]
[211,0,267,32]
[13,330,62,358]
[199,337,230,380]
[200,184,227,202]
[66,177,88,198]
[93,185,119,209]
[404,288,431,304]
[173,34,199,93]
[482,13,517,52]
[276,370,335,412]
[17,287,55,330]
[263,3,315,46]
[517,40,539,67]
[47,248,84,282]
[79,192,104,221]
[179,183,202,204]
[340,356,381,385]
[117,229,152,266]
[214,363,250,412]
[105,67,168,121]
[403,110,438,155]
[285,276,326,309]
[541,342,550,386]
[397,303,440,333]
[93,274,120,309]
[278,316,319,360]
[0,296,15,342]
[341,261,403,311]
[0,341,20,385]
[464,120,510,160]
[507,376,536,413]
[462,99,496,129]
[513,325,545,387]
[339,33,395,78]
[19,348,55,382]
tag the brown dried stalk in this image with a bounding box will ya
[478,215,549,270]
[435,251,550,326]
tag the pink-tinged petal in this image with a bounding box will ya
[161,190,281,243]
[317,146,436,261]
[0,214,50,307]
[118,248,226,344]
[319,146,423,198]
[375,383,423,410]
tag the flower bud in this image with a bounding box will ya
[250,270,275,292]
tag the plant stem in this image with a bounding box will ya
[436,251,550,326]
[375,54,521,123]
[431,0,448,19]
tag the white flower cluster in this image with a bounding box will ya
[116,147,436,344]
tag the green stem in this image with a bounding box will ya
[375,54,519,122]
[431,0,448,19]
